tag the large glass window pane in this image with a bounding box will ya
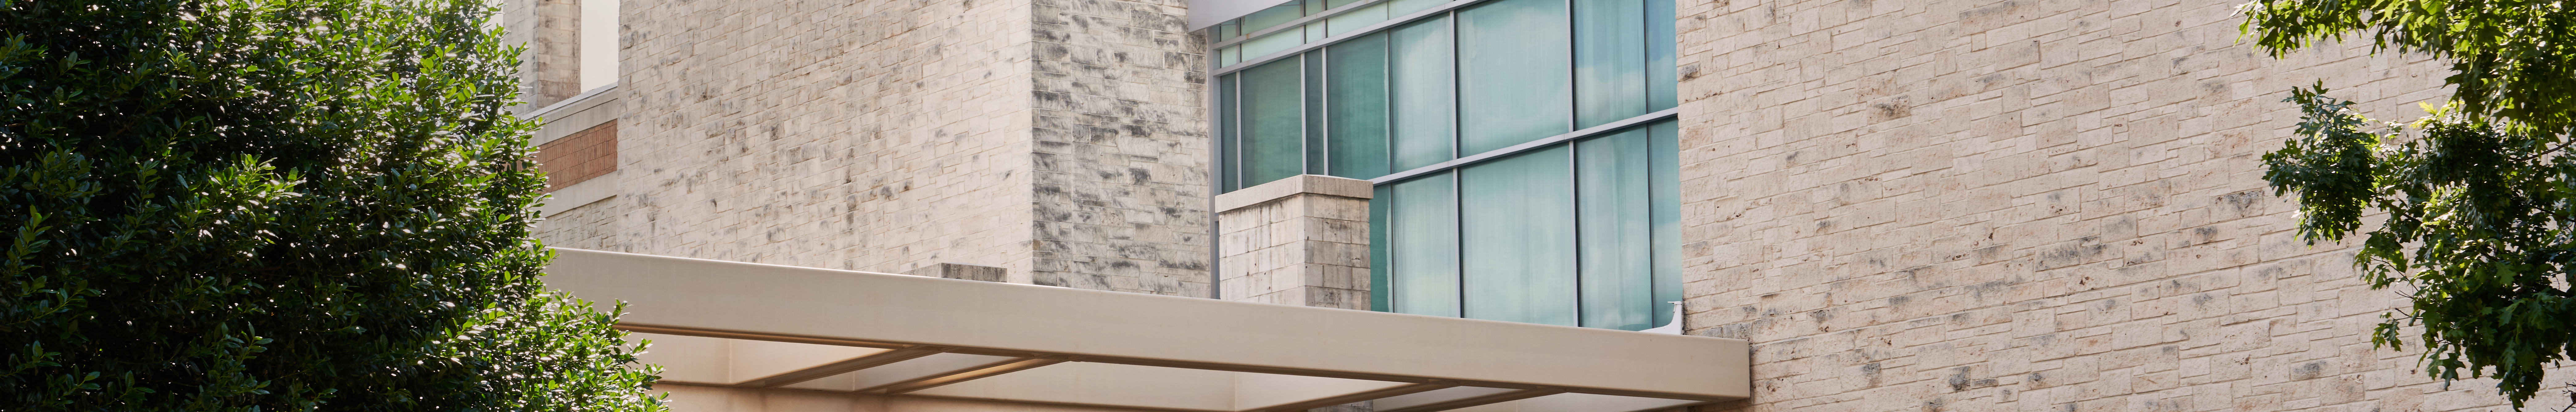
[1327,2,1390,36]
[1241,58,1306,187]
[1458,0,1571,154]
[1391,0,1445,16]
[1327,33,1392,179]
[1649,120,1681,328]
[1577,128,1653,330]
[1389,17,1453,171]
[1647,0,1676,110]
[1241,28,1305,60]
[1575,0,1647,128]
[1389,173,1460,317]
[1461,146,1576,326]
[1243,1,1307,31]
[1218,73,1240,192]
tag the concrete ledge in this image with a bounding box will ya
[539,170,619,217]
[1214,175,1374,213]
[529,83,622,146]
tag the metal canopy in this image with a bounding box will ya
[545,249,1751,412]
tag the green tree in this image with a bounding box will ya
[0,0,662,410]
[2242,0,2576,407]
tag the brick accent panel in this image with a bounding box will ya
[537,120,617,191]
[1674,0,2575,410]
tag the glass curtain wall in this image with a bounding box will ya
[1210,0,1679,330]
[1369,122,1681,330]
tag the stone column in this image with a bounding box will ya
[1216,175,1373,310]
[503,0,581,109]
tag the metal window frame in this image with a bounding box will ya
[1210,0,1504,76]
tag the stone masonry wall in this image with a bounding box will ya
[1215,176,1374,309]
[1674,0,2575,411]
[535,0,1212,297]
[537,0,1043,275]
[499,0,579,111]
[1027,0,1212,295]
[530,0,581,107]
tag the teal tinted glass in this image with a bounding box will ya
[1648,120,1680,327]
[1575,0,1648,128]
[1577,128,1654,330]
[1327,33,1392,179]
[1327,2,1390,35]
[1370,184,1394,312]
[1241,58,1306,187]
[1645,0,1676,110]
[1389,173,1460,317]
[1243,1,1307,31]
[1388,17,1453,171]
[1217,73,1240,192]
[1460,145,1576,326]
[1458,0,1571,154]
[1391,0,1445,15]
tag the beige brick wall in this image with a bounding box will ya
[1674,0,2575,410]
[529,0,581,107]
[533,0,1209,297]
[1215,181,1372,309]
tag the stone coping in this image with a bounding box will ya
[1213,175,1375,213]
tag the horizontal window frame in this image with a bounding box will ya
[1209,0,1387,50]
[1370,107,1676,185]
[1211,0,1500,75]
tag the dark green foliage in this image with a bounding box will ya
[2242,0,2576,131]
[2263,88,2576,408]
[2247,0,2576,405]
[2244,0,2576,402]
[0,0,662,410]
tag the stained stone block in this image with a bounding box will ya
[904,263,1010,283]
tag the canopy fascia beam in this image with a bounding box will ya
[546,248,1753,410]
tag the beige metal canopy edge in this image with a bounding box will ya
[543,248,1751,412]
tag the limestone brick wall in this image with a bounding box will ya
[1028,0,1213,295]
[533,0,1211,297]
[528,0,581,107]
[1673,0,2575,410]
[1215,176,1373,309]
[536,0,1040,274]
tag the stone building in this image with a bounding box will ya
[510,0,2575,410]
